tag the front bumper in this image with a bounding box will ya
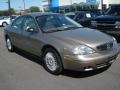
[63,48,119,71]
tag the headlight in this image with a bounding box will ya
[115,21,120,28]
[113,37,117,46]
[112,37,119,49]
[72,45,95,55]
[91,21,97,26]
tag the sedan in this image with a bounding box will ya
[4,12,119,75]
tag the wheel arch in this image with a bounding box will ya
[41,45,61,57]
[5,34,9,39]
[41,44,64,68]
[5,34,13,44]
[2,22,8,25]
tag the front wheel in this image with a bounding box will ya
[43,48,63,75]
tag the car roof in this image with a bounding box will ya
[65,12,75,15]
[26,12,59,17]
[66,11,92,14]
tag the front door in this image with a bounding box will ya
[20,16,43,56]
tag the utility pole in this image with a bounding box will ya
[23,0,26,11]
[8,0,12,22]
[70,0,72,12]
[101,0,103,11]
[70,0,72,5]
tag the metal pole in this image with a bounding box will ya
[8,0,12,22]
[101,0,103,14]
[23,0,26,11]
[8,0,11,14]
[101,0,103,11]
[70,0,72,5]
[70,0,72,12]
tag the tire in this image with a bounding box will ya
[2,22,8,27]
[42,48,63,75]
[6,37,14,52]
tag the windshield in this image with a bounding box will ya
[36,14,82,33]
[90,11,101,17]
[105,6,120,15]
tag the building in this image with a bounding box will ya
[103,0,120,8]
[99,0,120,10]
[15,10,27,15]
[42,0,97,13]
[41,0,50,11]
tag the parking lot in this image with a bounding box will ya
[0,27,120,90]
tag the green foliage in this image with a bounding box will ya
[0,8,15,16]
[29,6,40,13]
[0,11,9,16]
[9,8,15,15]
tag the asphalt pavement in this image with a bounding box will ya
[0,27,120,90]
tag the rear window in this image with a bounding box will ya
[76,13,84,19]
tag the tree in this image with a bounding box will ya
[0,8,15,16]
[0,10,9,16]
[29,6,40,13]
[9,8,15,15]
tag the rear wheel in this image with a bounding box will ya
[2,22,8,27]
[6,37,14,52]
[43,48,63,75]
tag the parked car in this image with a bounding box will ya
[91,4,120,36]
[0,15,18,27]
[66,10,101,27]
[4,12,119,75]
[0,17,10,27]
[0,16,7,20]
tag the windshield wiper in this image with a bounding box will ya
[44,25,81,33]
[63,25,81,30]
[44,27,65,33]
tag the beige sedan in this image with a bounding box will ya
[4,13,119,75]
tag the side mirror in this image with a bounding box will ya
[26,27,38,32]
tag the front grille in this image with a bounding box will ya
[97,21,115,24]
[97,25,115,29]
[97,42,113,51]
[96,21,115,29]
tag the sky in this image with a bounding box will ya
[0,0,42,10]
[0,0,95,10]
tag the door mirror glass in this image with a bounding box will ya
[26,26,37,32]
[22,16,39,33]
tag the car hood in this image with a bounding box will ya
[48,28,113,48]
[93,15,120,21]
